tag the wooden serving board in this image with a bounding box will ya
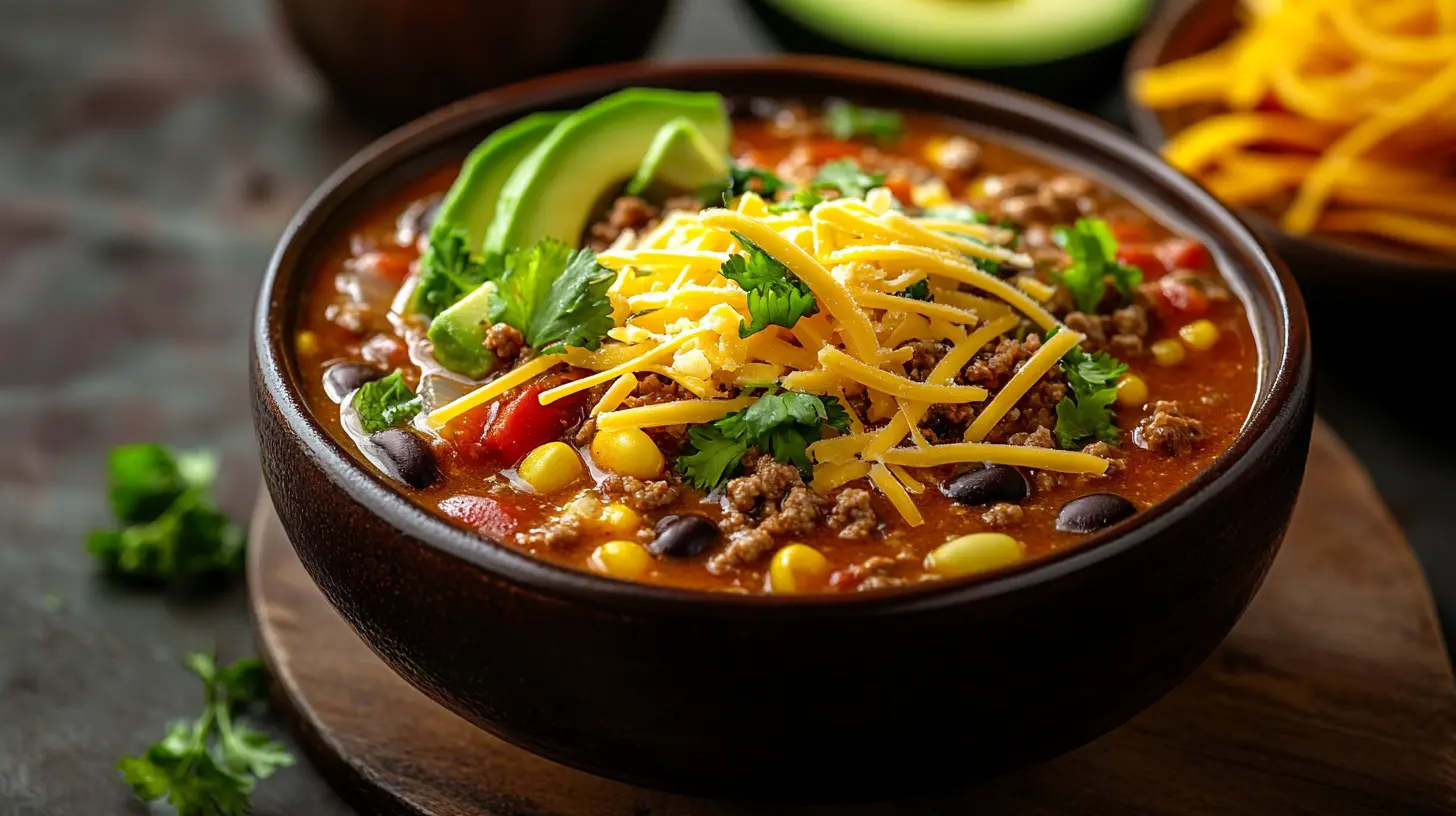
[249,421,1456,815]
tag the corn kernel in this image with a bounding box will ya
[911,178,953,209]
[925,533,1024,579]
[1150,338,1186,367]
[564,494,603,520]
[588,540,652,580]
[768,544,831,594]
[1015,276,1057,303]
[517,442,582,494]
[1178,319,1221,351]
[296,330,319,356]
[591,428,665,479]
[599,503,641,536]
[1116,374,1148,408]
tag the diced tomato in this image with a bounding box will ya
[1109,221,1152,244]
[1153,276,1210,322]
[1157,238,1209,271]
[475,381,588,466]
[438,495,518,539]
[828,570,861,592]
[1115,245,1167,280]
[885,174,914,204]
[806,138,863,164]
[357,250,414,284]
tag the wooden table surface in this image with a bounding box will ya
[1,1,1452,814]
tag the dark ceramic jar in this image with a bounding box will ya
[252,57,1313,799]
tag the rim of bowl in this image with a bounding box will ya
[255,55,1309,617]
[1123,0,1456,281]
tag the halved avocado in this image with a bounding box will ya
[484,88,730,254]
[626,118,730,198]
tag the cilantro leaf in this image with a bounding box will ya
[1049,335,1127,450]
[701,164,789,206]
[718,231,817,337]
[407,227,504,318]
[767,188,825,214]
[86,445,244,585]
[823,100,904,142]
[812,159,886,200]
[1062,344,1128,394]
[352,370,423,434]
[896,279,932,301]
[1050,218,1143,314]
[487,239,616,355]
[117,655,294,816]
[676,391,850,490]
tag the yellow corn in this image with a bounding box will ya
[590,428,665,479]
[1178,319,1221,351]
[517,442,583,494]
[598,503,641,536]
[1116,374,1149,408]
[1150,338,1187,367]
[911,178,953,209]
[925,533,1024,579]
[1015,276,1057,303]
[296,330,319,356]
[588,540,652,580]
[768,544,831,594]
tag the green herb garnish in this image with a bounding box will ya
[702,164,789,206]
[117,653,294,816]
[677,391,852,490]
[812,158,886,201]
[407,227,503,318]
[1049,332,1127,450]
[718,231,817,337]
[352,370,423,433]
[1050,218,1142,314]
[895,279,932,301]
[824,101,904,142]
[488,238,616,354]
[767,188,826,214]
[86,445,244,585]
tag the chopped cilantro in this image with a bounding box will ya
[406,227,503,318]
[718,231,817,337]
[352,370,423,434]
[1049,333,1127,450]
[701,164,789,206]
[488,239,616,354]
[85,445,244,585]
[117,653,294,816]
[676,391,851,490]
[1050,219,1142,314]
[895,279,932,301]
[823,100,904,142]
[812,159,886,200]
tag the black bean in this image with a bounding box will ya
[369,428,437,489]
[943,465,1030,507]
[649,515,720,558]
[1056,493,1136,534]
[324,362,385,403]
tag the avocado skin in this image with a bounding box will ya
[744,0,1134,113]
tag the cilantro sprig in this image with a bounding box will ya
[702,164,789,206]
[1049,332,1128,450]
[487,239,616,354]
[86,445,244,585]
[117,654,295,816]
[767,188,825,214]
[407,227,502,318]
[895,279,932,301]
[352,370,423,433]
[1050,219,1142,314]
[719,231,817,337]
[677,391,852,490]
[823,101,904,142]
[812,159,886,200]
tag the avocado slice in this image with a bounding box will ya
[428,280,498,379]
[625,118,730,198]
[484,88,730,254]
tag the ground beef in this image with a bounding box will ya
[1135,400,1206,456]
[587,196,659,251]
[1061,305,1152,358]
[976,170,1105,229]
[620,374,688,409]
[905,340,949,383]
[962,334,1041,391]
[710,456,825,573]
[982,502,1024,528]
[827,488,878,538]
[1081,441,1127,477]
[483,323,524,362]
[726,455,803,513]
[600,475,682,511]
[662,195,703,214]
[834,555,905,591]
[1008,426,1056,449]
[921,401,976,444]
[516,516,581,551]
[709,528,777,575]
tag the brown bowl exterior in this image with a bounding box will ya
[252,58,1313,799]
[1124,0,1456,288]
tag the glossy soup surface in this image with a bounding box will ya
[295,106,1258,593]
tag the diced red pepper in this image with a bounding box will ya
[885,174,914,205]
[357,250,414,284]
[1157,238,1210,272]
[438,495,518,539]
[1153,276,1210,322]
[1116,245,1167,280]
[1109,221,1152,244]
[474,381,588,466]
[828,569,861,592]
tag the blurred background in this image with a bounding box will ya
[1,0,1452,812]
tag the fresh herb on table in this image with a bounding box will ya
[718,231,817,337]
[677,391,852,490]
[1049,332,1128,450]
[352,370,423,433]
[407,226,504,318]
[895,279,932,301]
[701,164,789,206]
[823,101,904,142]
[1050,218,1142,314]
[117,654,295,816]
[488,239,616,354]
[811,159,886,201]
[86,445,244,585]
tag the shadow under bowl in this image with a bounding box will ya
[251,56,1314,800]
[1123,0,1456,289]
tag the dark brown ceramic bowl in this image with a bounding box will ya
[1125,0,1456,288]
[252,57,1313,800]
[273,0,671,123]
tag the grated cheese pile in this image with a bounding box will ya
[426,187,1110,525]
